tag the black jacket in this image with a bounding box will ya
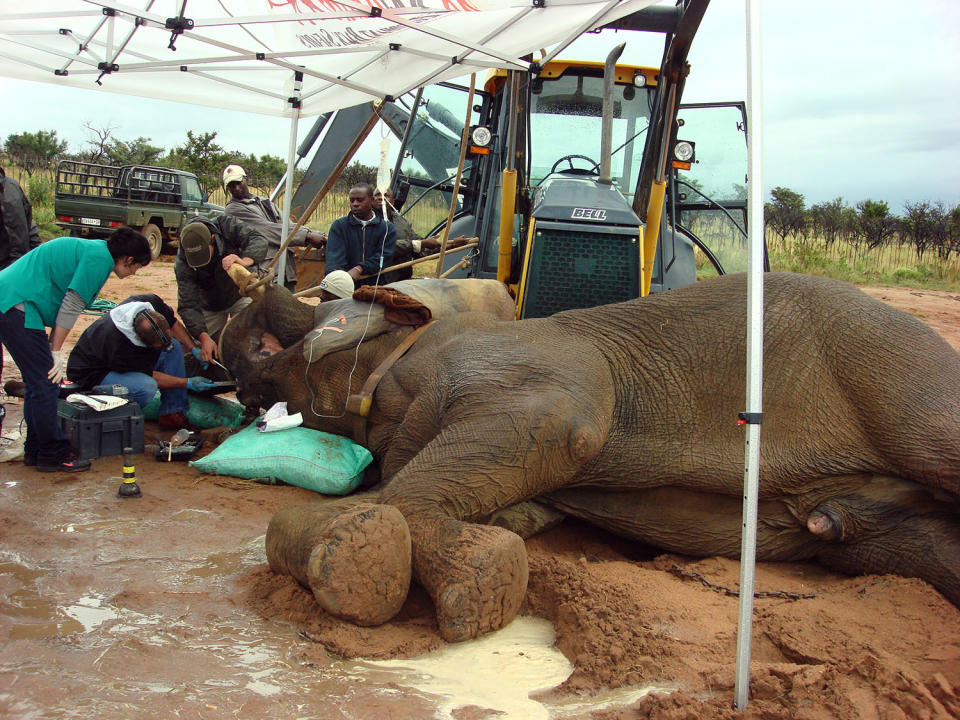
[325,212,396,286]
[0,174,41,270]
[67,294,177,389]
[174,215,268,338]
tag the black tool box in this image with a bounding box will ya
[57,398,145,461]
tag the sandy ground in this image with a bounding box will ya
[1,262,959,720]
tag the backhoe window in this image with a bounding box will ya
[529,72,654,200]
[395,84,480,236]
[672,103,750,276]
[675,104,748,204]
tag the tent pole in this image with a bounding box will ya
[734,0,765,710]
[434,73,476,278]
[276,72,303,286]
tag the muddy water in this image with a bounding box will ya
[0,460,657,719]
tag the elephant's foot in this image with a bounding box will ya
[306,503,412,626]
[410,518,529,642]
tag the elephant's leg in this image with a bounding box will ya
[486,501,566,539]
[406,514,528,642]
[266,493,412,626]
[541,485,827,561]
[807,475,960,605]
[379,392,611,641]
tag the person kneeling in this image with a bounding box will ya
[67,294,217,430]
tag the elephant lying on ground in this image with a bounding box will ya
[220,272,960,642]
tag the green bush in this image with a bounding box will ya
[890,267,922,283]
[27,175,52,207]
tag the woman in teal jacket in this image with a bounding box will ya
[0,227,151,472]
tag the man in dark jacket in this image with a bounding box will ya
[373,187,468,283]
[66,294,216,429]
[0,167,40,270]
[0,166,42,398]
[175,216,268,362]
[325,183,396,288]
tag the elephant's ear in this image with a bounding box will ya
[303,303,391,365]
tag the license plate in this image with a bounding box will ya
[80,218,101,226]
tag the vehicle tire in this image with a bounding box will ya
[140,223,164,259]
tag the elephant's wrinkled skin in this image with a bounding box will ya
[221,272,960,641]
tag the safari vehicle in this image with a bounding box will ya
[54,160,223,259]
[293,0,764,316]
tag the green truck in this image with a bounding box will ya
[54,160,223,258]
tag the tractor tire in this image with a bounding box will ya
[140,223,164,260]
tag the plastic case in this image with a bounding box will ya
[57,399,145,461]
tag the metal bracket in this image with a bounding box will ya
[164,14,194,50]
[95,61,119,84]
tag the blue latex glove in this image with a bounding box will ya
[186,376,218,393]
[190,347,210,369]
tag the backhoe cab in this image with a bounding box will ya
[295,0,761,317]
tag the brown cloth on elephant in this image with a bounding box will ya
[351,285,432,327]
[303,286,432,365]
[302,279,515,366]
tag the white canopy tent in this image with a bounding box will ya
[0,0,660,277]
[0,0,765,710]
[0,0,660,117]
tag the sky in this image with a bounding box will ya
[1,0,957,212]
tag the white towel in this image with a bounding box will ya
[65,393,129,412]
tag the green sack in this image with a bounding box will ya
[189,422,371,495]
[142,392,245,428]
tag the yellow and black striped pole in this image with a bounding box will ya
[117,446,141,498]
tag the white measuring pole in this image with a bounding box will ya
[734,0,765,710]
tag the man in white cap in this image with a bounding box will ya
[317,270,355,302]
[222,164,326,291]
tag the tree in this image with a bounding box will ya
[765,186,807,242]
[808,197,846,246]
[856,199,897,249]
[936,203,960,262]
[106,136,165,166]
[72,123,165,166]
[3,130,68,175]
[77,120,118,163]
[336,160,377,190]
[167,130,228,194]
[902,201,936,259]
[235,152,287,192]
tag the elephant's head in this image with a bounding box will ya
[220,284,317,410]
